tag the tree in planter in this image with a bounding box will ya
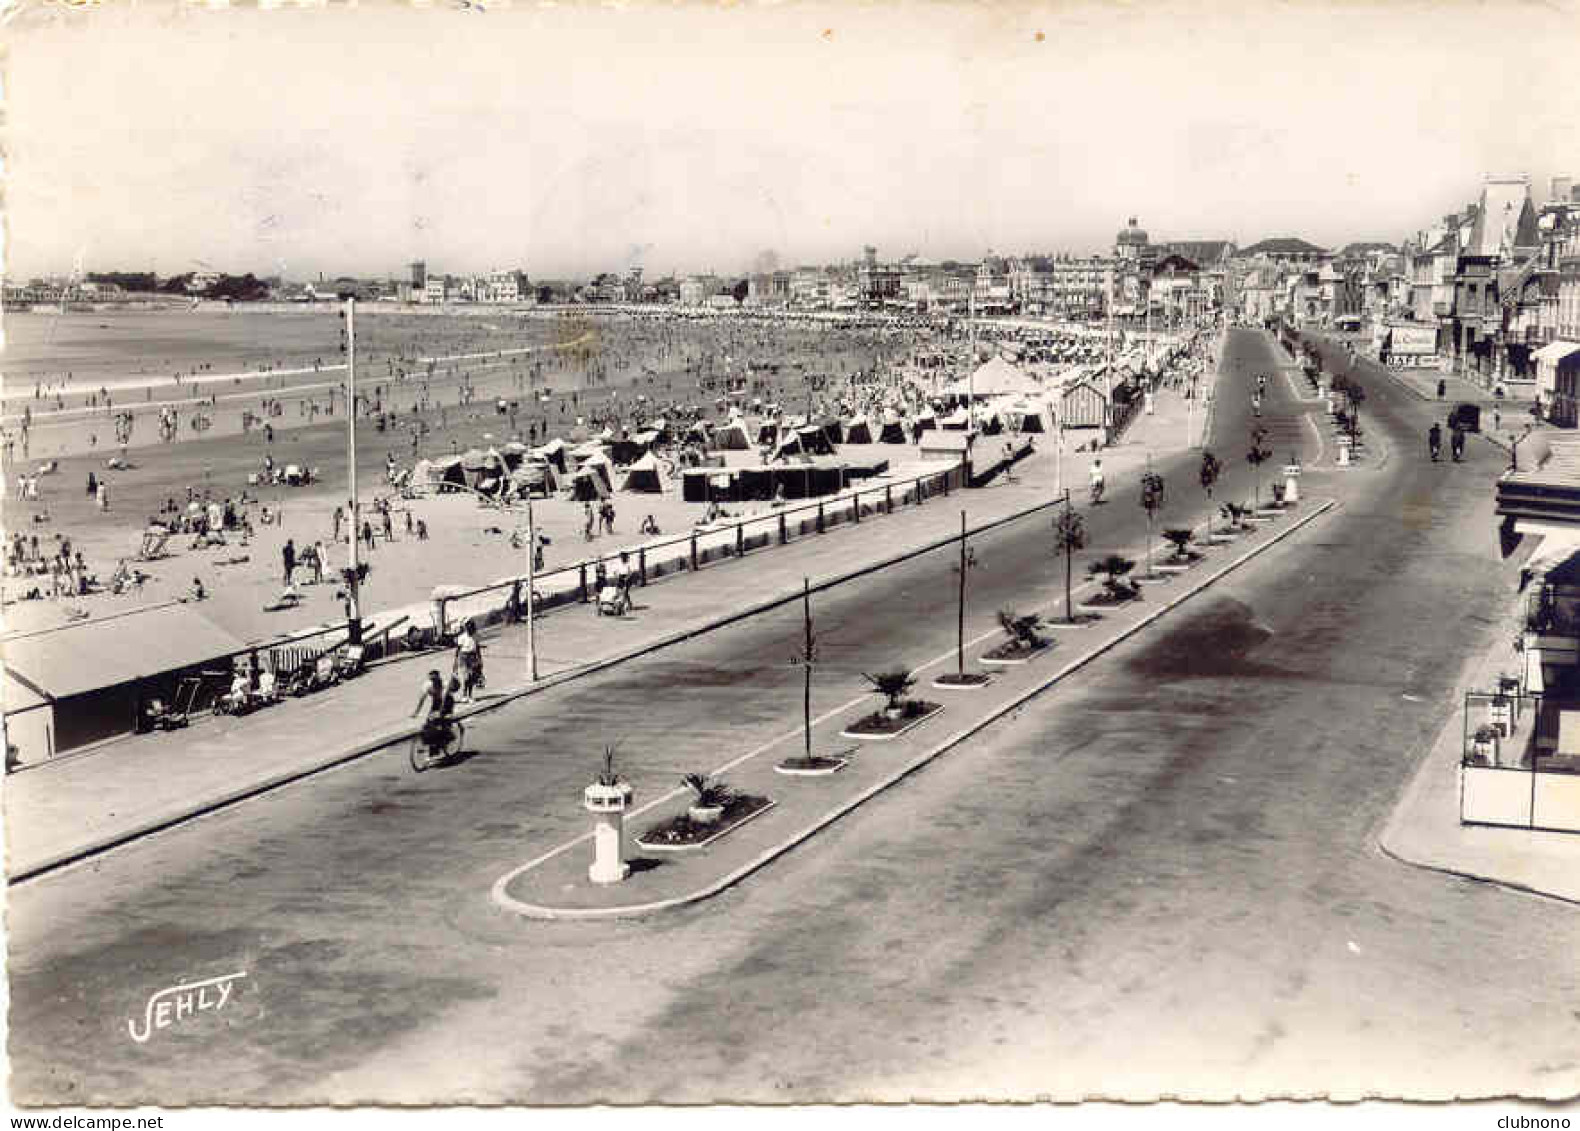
[1221,501,1250,531]
[862,669,917,717]
[1246,425,1272,508]
[1052,502,1087,623]
[996,607,1046,653]
[1198,449,1223,545]
[1138,466,1165,577]
[1162,527,1195,561]
[1086,553,1137,601]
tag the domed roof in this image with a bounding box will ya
[1116,216,1149,246]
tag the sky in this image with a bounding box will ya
[7,0,1580,282]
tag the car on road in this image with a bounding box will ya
[1448,403,1481,433]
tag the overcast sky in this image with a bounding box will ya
[8,0,1579,281]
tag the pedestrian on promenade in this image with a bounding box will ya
[86,471,97,497]
[382,507,394,543]
[282,538,296,585]
[1437,379,1446,399]
[405,509,413,536]
[362,521,376,552]
[312,540,326,584]
[97,480,110,511]
[332,505,344,542]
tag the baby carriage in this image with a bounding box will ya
[595,584,631,617]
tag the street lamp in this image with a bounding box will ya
[340,297,363,646]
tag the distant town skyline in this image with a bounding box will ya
[8,1,1578,281]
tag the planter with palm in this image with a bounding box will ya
[1085,553,1138,606]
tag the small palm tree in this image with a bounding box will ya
[862,669,917,713]
[1221,501,1249,531]
[681,772,733,809]
[996,607,1045,651]
[1087,553,1136,599]
[1162,527,1194,560]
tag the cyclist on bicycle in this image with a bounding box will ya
[1428,422,1443,462]
[412,669,455,744]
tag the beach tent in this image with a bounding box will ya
[511,460,558,498]
[843,415,874,444]
[683,421,711,445]
[619,452,664,493]
[772,431,805,459]
[879,415,908,444]
[532,438,568,474]
[913,412,938,436]
[818,417,845,446]
[501,441,529,470]
[429,454,467,491]
[1004,399,1054,434]
[411,458,434,493]
[580,453,615,493]
[756,421,780,446]
[712,417,752,450]
[570,467,611,500]
[941,407,972,430]
[796,425,836,456]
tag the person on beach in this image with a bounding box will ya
[282,539,296,585]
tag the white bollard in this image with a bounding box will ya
[583,780,634,884]
[1336,438,1351,467]
[1283,466,1301,503]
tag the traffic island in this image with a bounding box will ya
[491,497,1340,921]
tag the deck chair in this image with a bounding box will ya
[138,529,171,560]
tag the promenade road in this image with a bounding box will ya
[14,331,1566,1104]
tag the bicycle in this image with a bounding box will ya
[410,716,465,771]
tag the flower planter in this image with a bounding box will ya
[774,756,848,776]
[933,671,994,690]
[638,796,776,852]
[981,639,1051,666]
[841,701,943,741]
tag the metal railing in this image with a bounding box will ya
[430,462,965,637]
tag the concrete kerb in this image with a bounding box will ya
[10,487,1077,884]
[491,497,1340,920]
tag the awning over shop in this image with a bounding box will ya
[3,605,249,700]
[1533,340,1580,365]
[1516,525,1580,578]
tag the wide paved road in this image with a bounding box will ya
[8,329,1575,1103]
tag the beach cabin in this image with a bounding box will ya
[1061,381,1109,430]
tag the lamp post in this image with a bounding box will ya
[342,297,363,646]
[523,490,538,682]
